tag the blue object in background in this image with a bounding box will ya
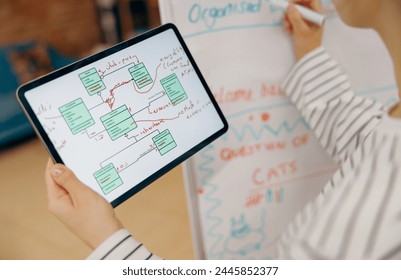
[0,42,75,148]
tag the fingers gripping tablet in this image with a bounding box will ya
[17,24,228,207]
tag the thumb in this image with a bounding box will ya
[286,3,309,34]
[50,164,86,196]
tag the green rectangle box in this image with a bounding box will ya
[100,105,137,140]
[129,63,153,89]
[79,68,105,95]
[59,98,95,134]
[160,73,187,106]
[152,129,177,155]
[94,164,123,195]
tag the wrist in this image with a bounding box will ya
[86,229,138,260]
[86,220,124,249]
[295,44,323,61]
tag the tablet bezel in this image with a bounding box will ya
[17,23,228,207]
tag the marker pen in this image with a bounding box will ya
[270,0,325,26]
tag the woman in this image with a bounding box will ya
[45,0,401,259]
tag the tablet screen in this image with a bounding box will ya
[18,24,227,207]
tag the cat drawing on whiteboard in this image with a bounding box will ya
[223,214,264,256]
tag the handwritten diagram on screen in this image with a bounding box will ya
[159,0,397,259]
[25,29,224,203]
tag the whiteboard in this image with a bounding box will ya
[159,0,398,259]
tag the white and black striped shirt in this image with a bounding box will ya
[87,47,401,260]
[87,229,160,260]
[277,47,401,259]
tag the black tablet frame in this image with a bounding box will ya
[17,23,228,207]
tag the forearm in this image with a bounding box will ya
[282,47,384,163]
[87,229,161,260]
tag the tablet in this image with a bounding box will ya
[17,23,228,207]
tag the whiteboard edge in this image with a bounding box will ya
[158,0,173,25]
[182,160,206,260]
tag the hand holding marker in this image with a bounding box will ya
[270,0,325,26]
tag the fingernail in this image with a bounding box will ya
[52,168,63,176]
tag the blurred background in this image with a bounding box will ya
[0,0,193,259]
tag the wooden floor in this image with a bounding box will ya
[0,138,194,259]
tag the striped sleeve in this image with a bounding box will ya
[86,229,161,260]
[282,47,384,163]
[278,132,401,259]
